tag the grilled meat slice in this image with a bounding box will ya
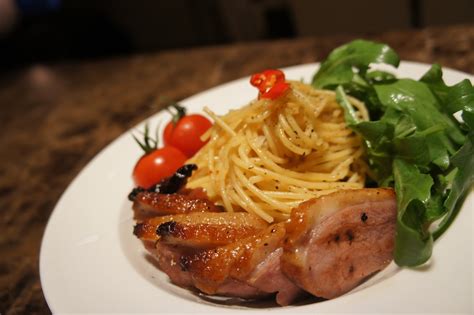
[133,187,398,305]
[144,241,194,288]
[246,247,304,306]
[182,223,304,305]
[145,241,267,299]
[181,223,285,292]
[133,190,221,220]
[282,188,397,299]
[134,212,268,248]
[210,279,270,300]
[145,241,269,299]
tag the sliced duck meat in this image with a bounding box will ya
[211,279,270,300]
[132,188,398,306]
[144,241,267,299]
[134,212,268,248]
[144,241,194,288]
[181,223,304,305]
[281,188,397,299]
[181,224,285,292]
[133,190,221,220]
[246,247,304,306]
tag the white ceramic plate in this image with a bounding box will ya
[40,62,473,314]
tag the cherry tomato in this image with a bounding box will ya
[132,146,187,188]
[163,114,212,157]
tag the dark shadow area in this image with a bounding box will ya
[1,0,473,72]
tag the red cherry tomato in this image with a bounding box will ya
[132,146,187,189]
[163,114,212,157]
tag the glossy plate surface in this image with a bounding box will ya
[40,62,473,314]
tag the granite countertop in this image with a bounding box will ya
[0,24,473,314]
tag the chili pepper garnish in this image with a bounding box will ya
[250,69,290,100]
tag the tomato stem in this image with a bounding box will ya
[167,102,187,124]
[133,122,160,154]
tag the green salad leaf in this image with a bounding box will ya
[313,40,474,267]
[312,39,400,90]
[393,159,434,266]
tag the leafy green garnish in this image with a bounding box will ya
[433,132,474,239]
[314,40,474,267]
[312,39,400,89]
[393,159,433,266]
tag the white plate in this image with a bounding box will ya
[40,62,473,314]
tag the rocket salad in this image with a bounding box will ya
[313,40,474,267]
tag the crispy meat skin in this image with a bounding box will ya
[181,223,303,305]
[282,188,397,299]
[129,164,198,201]
[133,189,221,220]
[134,212,268,248]
[145,241,267,299]
[182,224,286,292]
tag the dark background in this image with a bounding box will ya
[1,0,473,72]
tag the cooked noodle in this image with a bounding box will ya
[186,81,369,223]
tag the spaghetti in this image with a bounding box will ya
[186,81,369,223]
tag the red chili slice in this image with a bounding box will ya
[260,81,290,100]
[250,69,290,100]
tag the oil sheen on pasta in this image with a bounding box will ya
[186,81,369,223]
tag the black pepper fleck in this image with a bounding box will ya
[361,212,368,222]
[346,230,354,244]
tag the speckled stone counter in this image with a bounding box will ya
[1,24,473,314]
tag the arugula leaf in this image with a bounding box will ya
[463,108,474,129]
[374,79,464,169]
[335,86,359,125]
[444,80,474,115]
[374,79,455,131]
[314,39,473,267]
[433,132,474,239]
[312,40,400,89]
[365,70,397,83]
[424,194,444,222]
[420,64,450,102]
[336,86,394,182]
[421,64,474,116]
[393,159,434,266]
